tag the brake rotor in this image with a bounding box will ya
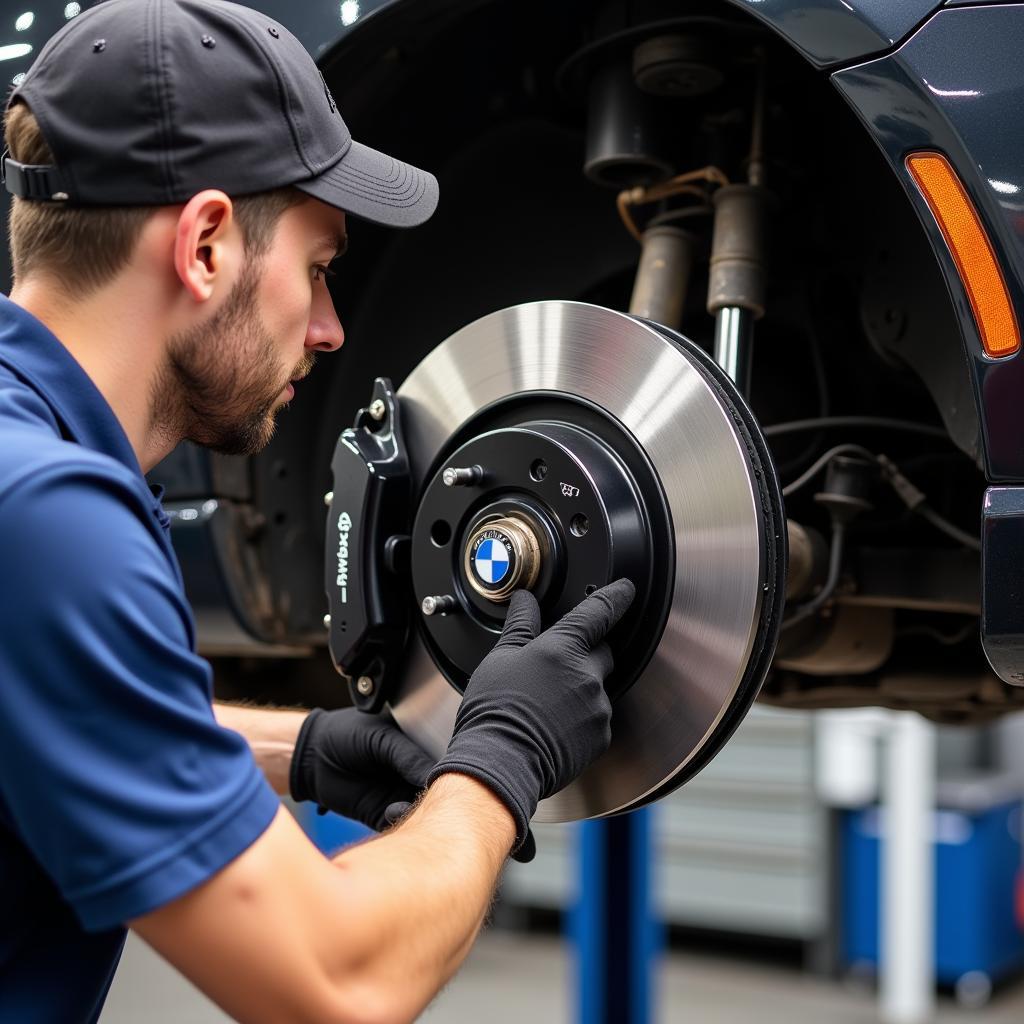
[390,300,785,821]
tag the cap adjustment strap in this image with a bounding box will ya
[2,153,70,201]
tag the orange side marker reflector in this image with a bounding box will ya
[906,152,1020,358]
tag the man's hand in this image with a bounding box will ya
[290,708,435,831]
[428,578,635,855]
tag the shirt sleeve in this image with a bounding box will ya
[0,459,280,932]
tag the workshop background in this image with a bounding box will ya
[2,0,1023,1022]
[100,706,1024,1023]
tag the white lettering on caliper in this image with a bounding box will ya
[336,511,352,602]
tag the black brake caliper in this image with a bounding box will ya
[324,378,411,711]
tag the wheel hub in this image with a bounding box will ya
[410,417,668,695]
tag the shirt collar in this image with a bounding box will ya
[0,292,146,481]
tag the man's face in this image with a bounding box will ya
[154,198,346,456]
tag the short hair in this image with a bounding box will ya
[4,102,306,295]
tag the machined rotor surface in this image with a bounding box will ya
[393,301,781,821]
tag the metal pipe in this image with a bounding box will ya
[881,712,936,1024]
[712,306,754,392]
[628,225,694,329]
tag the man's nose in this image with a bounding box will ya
[306,287,345,352]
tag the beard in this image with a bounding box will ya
[151,264,314,457]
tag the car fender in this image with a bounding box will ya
[832,4,1024,482]
[722,0,943,68]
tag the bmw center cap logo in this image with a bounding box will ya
[464,516,542,601]
[471,532,515,590]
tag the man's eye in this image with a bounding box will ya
[313,264,337,282]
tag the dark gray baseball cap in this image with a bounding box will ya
[3,0,438,227]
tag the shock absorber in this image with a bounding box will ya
[708,54,770,393]
[629,220,696,329]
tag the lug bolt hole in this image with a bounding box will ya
[585,584,598,596]
[570,514,590,537]
[529,459,548,482]
[430,519,452,547]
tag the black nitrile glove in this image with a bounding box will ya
[427,578,635,858]
[290,707,435,832]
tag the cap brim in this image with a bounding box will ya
[295,140,438,228]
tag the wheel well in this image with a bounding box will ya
[227,0,1018,721]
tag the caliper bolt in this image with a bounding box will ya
[421,594,457,616]
[323,491,333,506]
[442,465,484,487]
[356,676,375,696]
[323,614,331,628]
[368,399,387,421]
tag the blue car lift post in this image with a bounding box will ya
[569,809,660,1024]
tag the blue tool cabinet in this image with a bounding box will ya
[842,792,1024,991]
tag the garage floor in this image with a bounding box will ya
[101,929,1024,1023]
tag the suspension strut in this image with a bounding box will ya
[708,52,770,392]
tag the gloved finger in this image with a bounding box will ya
[546,578,636,648]
[376,725,437,788]
[587,640,615,682]
[493,589,542,650]
[358,781,421,831]
[511,827,537,864]
[288,708,325,804]
[384,800,413,826]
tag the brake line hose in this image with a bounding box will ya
[780,438,983,627]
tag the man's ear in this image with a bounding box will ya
[173,190,240,302]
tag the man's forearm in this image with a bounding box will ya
[323,772,516,1018]
[214,703,306,795]
[212,702,516,1015]
[132,771,517,1024]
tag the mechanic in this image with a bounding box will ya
[0,2,634,1021]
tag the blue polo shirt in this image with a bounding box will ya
[0,294,280,1021]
